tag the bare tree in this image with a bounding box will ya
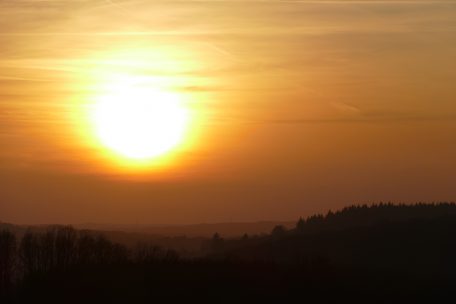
[0,230,16,294]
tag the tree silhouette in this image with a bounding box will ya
[19,230,40,275]
[54,226,77,270]
[296,217,305,233]
[210,232,224,253]
[0,230,16,295]
[271,225,287,239]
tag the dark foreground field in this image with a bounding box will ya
[2,203,456,303]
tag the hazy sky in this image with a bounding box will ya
[1,0,456,225]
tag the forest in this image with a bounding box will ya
[1,202,456,303]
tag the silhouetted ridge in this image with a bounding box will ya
[293,202,456,234]
[203,203,456,271]
[2,203,456,302]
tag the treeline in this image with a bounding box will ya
[205,202,456,248]
[2,202,456,302]
[0,226,179,298]
[293,202,456,234]
[204,202,456,270]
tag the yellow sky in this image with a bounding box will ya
[1,0,456,224]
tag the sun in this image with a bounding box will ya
[91,81,189,160]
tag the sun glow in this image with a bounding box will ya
[90,78,189,161]
[65,46,211,173]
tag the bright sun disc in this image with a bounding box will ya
[92,85,188,160]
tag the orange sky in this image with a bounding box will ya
[1,0,456,225]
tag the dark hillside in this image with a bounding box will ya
[2,203,456,303]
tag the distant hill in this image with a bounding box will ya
[0,222,206,254]
[75,221,295,238]
[76,203,456,237]
[139,221,295,237]
[0,220,294,255]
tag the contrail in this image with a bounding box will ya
[104,0,134,16]
[204,43,237,60]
